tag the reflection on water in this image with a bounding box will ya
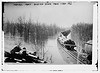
[4,16,65,64]
[45,38,66,64]
[36,35,66,64]
[4,32,66,64]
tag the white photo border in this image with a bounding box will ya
[0,0,99,72]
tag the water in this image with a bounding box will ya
[44,37,66,64]
[4,35,67,64]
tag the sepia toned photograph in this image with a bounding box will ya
[2,1,98,69]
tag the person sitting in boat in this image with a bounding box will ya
[21,48,39,62]
[20,47,29,62]
[21,47,27,56]
[10,43,22,59]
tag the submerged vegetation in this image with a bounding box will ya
[3,16,62,45]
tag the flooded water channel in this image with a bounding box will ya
[44,37,66,64]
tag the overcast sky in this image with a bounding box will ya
[4,2,93,28]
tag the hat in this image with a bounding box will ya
[23,47,26,49]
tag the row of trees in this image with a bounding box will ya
[3,17,61,45]
[71,23,93,49]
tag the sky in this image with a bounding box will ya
[4,2,93,28]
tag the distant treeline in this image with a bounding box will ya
[71,23,93,48]
[3,17,62,45]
